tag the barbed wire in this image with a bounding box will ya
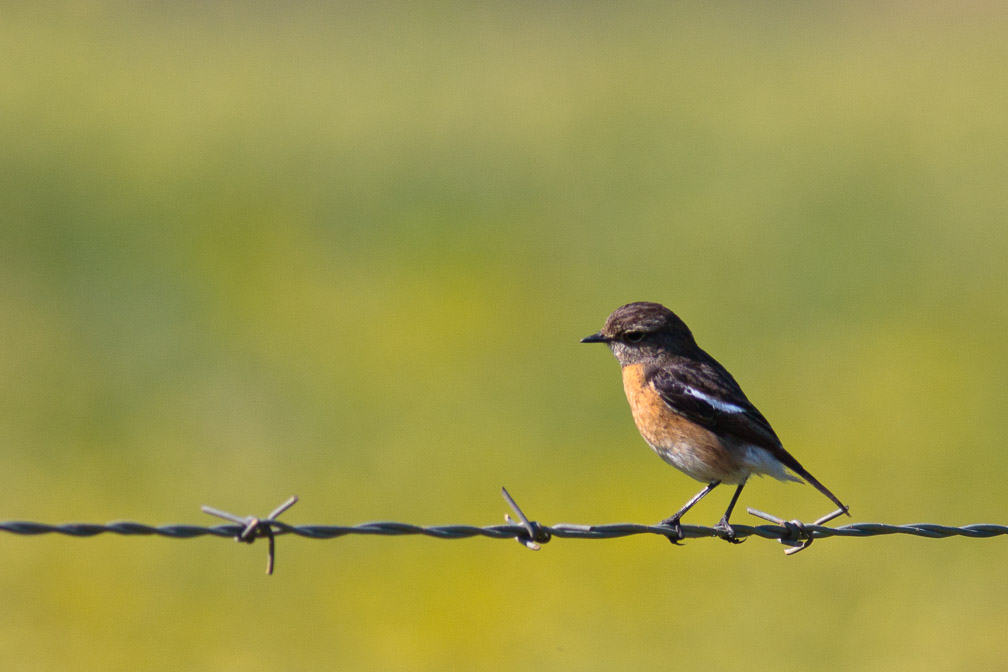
[2,489,1005,574]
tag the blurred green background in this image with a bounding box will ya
[2,3,1007,670]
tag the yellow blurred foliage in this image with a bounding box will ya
[1,4,1007,670]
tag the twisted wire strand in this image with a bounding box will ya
[2,519,1006,541]
[9,490,999,574]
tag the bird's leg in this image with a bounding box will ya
[661,480,720,542]
[713,482,746,544]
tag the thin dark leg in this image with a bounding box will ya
[713,482,746,544]
[660,480,720,541]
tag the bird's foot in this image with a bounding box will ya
[714,516,745,544]
[659,515,685,544]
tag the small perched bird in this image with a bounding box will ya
[582,302,848,542]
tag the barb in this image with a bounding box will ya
[201,495,300,575]
[2,489,1006,574]
[747,506,851,555]
[501,487,550,550]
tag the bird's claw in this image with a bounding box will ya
[714,518,745,545]
[659,516,685,544]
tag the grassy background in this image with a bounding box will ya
[2,3,1007,670]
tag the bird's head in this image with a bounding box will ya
[581,301,697,365]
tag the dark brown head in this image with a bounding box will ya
[581,302,698,366]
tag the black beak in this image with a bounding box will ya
[580,332,608,344]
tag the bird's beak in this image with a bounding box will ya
[580,332,608,344]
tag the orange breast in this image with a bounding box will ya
[619,362,749,484]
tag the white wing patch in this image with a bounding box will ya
[681,386,748,414]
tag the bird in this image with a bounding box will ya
[581,301,848,542]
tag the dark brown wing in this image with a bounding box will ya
[648,357,783,452]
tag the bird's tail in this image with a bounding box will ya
[795,467,849,516]
[779,453,850,516]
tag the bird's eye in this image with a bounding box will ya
[625,331,646,343]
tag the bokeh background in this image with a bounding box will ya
[3,4,1007,670]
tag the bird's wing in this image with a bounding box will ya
[648,359,784,453]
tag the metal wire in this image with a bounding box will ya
[4,519,1006,541]
[2,489,1005,573]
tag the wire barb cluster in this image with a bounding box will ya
[201,495,300,574]
[2,488,1005,574]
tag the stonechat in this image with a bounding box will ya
[582,301,848,542]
